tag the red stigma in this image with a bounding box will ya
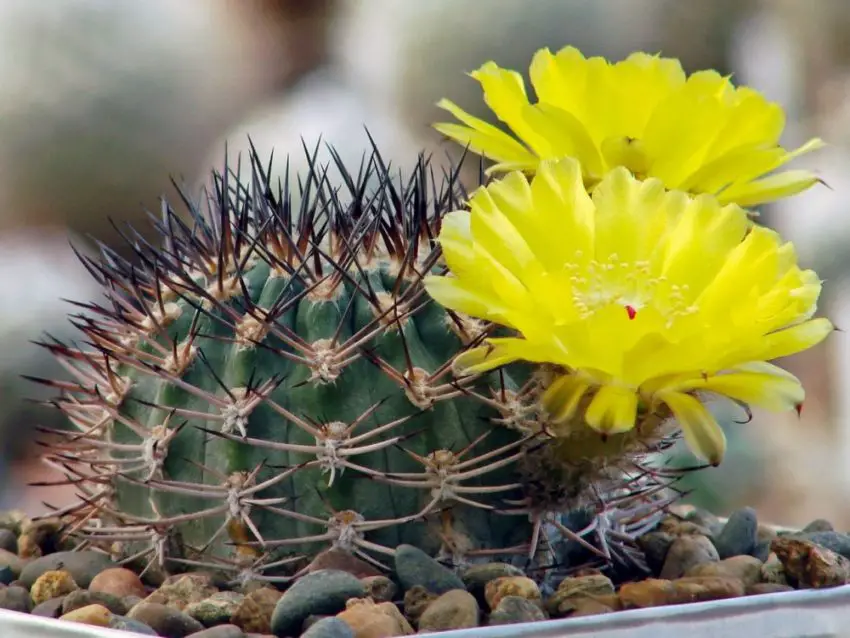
[625,305,637,320]
[795,402,803,417]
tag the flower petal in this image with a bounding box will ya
[584,384,639,435]
[660,391,727,465]
[717,169,824,208]
[542,373,593,423]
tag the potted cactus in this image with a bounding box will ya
[3,45,844,638]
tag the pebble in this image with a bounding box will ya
[230,586,282,634]
[619,577,745,608]
[89,567,148,598]
[683,507,724,536]
[771,537,850,589]
[636,532,675,574]
[20,550,115,589]
[303,616,355,638]
[0,585,32,612]
[186,591,245,627]
[270,570,364,637]
[488,595,548,625]
[761,552,789,585]
[335,597,413,637]
[31,569,79,605]
[0,566,12,585]
[659,535,719,579]
[484,576,541,610]
[797,531,850,562]
[802,519,835,533]
[360,576,397,603]
[746,583,795,596]
[59,603,111,627]
[393,545,464,595]
[0,548,26,578]
[191,625,246,638]
[402,586,437,625]
[0,529,17,553]
[128,601,206,637]
[146,573,219,611]
[685,555,763,587]
[545,574,615,616]
[753,539,772,562]
[713,508,759,559]
[306,549,382,579]
[109,615,159,635]
[417,589,479,632]
[62,589,127,615]
[563,598,618,617]
[17,518,63,558]
[460,562,525,599]
[32,596,65,618]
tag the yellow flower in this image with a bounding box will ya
[435,46,824,208]
[424,158,833,465]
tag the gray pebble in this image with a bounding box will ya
[191,625,246,638]
[659,535,719,579]
[0,566,13,585]
[20,550,115,588]
[803,519,835,533]
[109,615,159,636]
[797,531,850,561]
[301,617,356,638]
[637,532,675,574]
[270,569,364,637]
[0,529,17,553]
[62,589,127,615]
[0,548,25,578]
[127,601,205,638]
[31,596,64,618]
[394,544,465,594]
[713,508,758,559]
[0,585,32,613]
[489,595,547,625]
[753,539,772,563]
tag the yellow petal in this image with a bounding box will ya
[520,103,604,176]
[717,169,823,208]
[752,317,834,362]
[452,337,565,375]
[584,384,639,435]
[660,391,727,465]
[542,373,593,423]
[669,366,805,412]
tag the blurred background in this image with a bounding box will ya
[1,0,847,529]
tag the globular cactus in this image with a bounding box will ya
[33,143,681,585]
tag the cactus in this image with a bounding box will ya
[34,143,681,584]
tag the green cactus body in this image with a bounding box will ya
[38,146,676,583]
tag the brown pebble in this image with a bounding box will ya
[746,583,795,595]
[685,555,763,587]
[89,567,147,599]
[230,586,282,634]
[402,585,437,624]
[771,537,850,589]
[546,574,615,616]
[484,576,540,610]
[761,552,789,585]
[566,598,617,617]
[659,535,719,580]
[337,597,414,637]
[619,576,745,609]
[145,573,218,610]
[30,569,78,605]
[59,603,111,627]
[361,576,397,603]
[417,589,479,632]
[306,548,382,579]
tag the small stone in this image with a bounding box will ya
[761,553,789,585]
[0,548,25,578]
[402,585,437,625]
[59,602,111,627]
[0,585,32,612]
[713,508,759,559]
[20,550,116,589]
[563,598,617,617]
[186,591,245,627]
[684,507,724,536]
[803,519,835,533]
[771,537,850,589]
[619,576,744,609]
[546,574,615,616]
[231,586,282,634]
[746,583,795,595]
[124,595,143,609]
[90,567,147,598]
[62,589,127,615]
[128,601,206,637]
[417,589,479,632]
[30,569,78,605]
[685,555,763,587]
[460,562,524,600]
[484,576,540,611]
[336,597,413,637]
[753,539,772,562]
[360,576,397,603]
[393,545,464,595]
[797,531,850,561]
[145,573,219,611]
[637,532,675,574]
[31,597,65,618]
[108,616,159,635]
[757,525,778,545]
[303,616,355,638]
[191,625,247,638]
[17,518,63,558]
[0,566,13,585]
[488,595,548,625]
[666,521,713,537]
[307,548,382,579]
[0,529,17,553]
[271,570,364,637]
[659,534,719,580]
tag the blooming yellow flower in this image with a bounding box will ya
[424,158,833,465]
[434,46,824,208]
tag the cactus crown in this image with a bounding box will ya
[33,139,685,586]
